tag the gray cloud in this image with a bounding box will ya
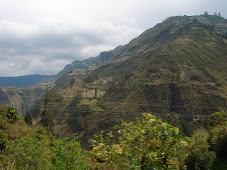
[0,0,226,76]
[0,18,142,76]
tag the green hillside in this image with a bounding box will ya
[28,15,227,147]
[1,104,226,169]
[1,14,227,169]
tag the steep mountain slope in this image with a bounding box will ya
[34,15,227,146]
[0,83,52,116]
[56,14,227,79]
[85,16,227,134]
[0,75,56,115]
[0,88,11,106]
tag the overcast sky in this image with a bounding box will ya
[0,0,226,76]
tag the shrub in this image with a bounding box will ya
[41,110,54,132]
[90,113,188,169]
[0,129,8,151]
[6,107,18,122]
[50,137,86,170]
[24,110,33,125]
[185,129,216,170]
[209,112,227,127]
[209,112,227,156]
[0,129,53,169]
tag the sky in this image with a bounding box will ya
[0,0,226,77]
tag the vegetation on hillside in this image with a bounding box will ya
[0,14,226,169]
[0,104,226,169]
[15,14,225,151]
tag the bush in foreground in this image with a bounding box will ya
[90,113,188,169]
[0,128,53,170]
[50,137,86,170]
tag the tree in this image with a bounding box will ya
[41,110,54,132]
[24,110,32,125]
[218,12,221,17]
[94,88,97,99]
[204,11,209,17]
[43,91,64,107]
[193,18,198,23]
[6,107,18,122]
[70,78,75,87]
[185,129,216,170]
[68,93,83,108]
[165,112,182,130]
[208,112,227,157]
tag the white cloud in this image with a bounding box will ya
[0,20,39,38]
[0,0,226,76]
[0,17,142,76]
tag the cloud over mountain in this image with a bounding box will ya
[0,19,142,76]
[0,0,226,76]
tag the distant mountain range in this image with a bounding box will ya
[0,74,56,87]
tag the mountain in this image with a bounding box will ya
[0,82,52,116]
[32,14,227,147]
[0,74,56,87]
[56,47,124,78]
[56,14,227,78]
[0,88,11,106]
[79,15,227,132]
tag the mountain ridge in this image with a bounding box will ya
[56,14,227,78]
[0,74,56,87]
[26,14,227,146]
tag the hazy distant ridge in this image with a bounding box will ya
[0,74,56,87]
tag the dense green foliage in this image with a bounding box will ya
[209,112,227,157]
[185,129,216,170]
[50,137,86,170]
[90,113,188,169]
[1,105,227,169]
[0,105,86,169]
[6,107,18,122]
[0,129,53,169]
[89,112,227,169]
[0,105,29,151]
